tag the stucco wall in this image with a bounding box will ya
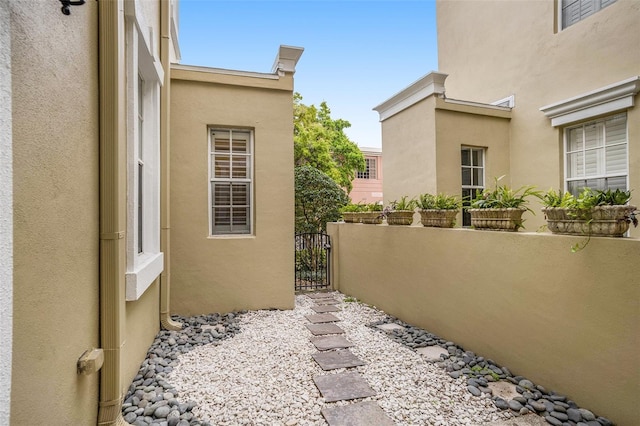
[0,1,13,422]
[169,69,295,315]
[437,0,640,235]
[10,1,100,424]
[382,97,437,204]
[328,222,640,425]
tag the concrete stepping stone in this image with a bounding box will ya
[311,335,354,351]
[487,381,520,401]
[306,323,345,336]
[313,372,376,402]
[311,305,341,313]
[305,313,340,324]
[416,345,449,362]
[314,298,339,305]
[321,401,395,426]
[312,349,365,370]
[376,323,405,332]
[307,293,334,299]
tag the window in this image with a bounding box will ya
[461,147,485,227]
[565,113,627,195]
[357,157,378,180]
[209,129,253,235]
[124,1,165,301]
[561,0,617,29]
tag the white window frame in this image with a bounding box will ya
[563,113,628,195]
[124,1,165,301]
[208,128,254,237]
[461,147,485,227]
[560,0,617,30]
[357,157,378,180]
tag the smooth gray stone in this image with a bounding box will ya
[312,349,366,370]
[544,415,563,426]
[305,323,345,335]
[313,372,376,402]
[311,335,354,351]
[321,401,395,426]
[311,305,341,313]
[566,408,582,422]
[509,400,524,411]
[305,313,340,324]
[467,385,481,397]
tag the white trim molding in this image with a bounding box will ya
[125,252,164,301]
[271,45,304,75]
[540,76,640,127]
[373,71,448,122]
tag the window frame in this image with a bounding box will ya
[356,157,378,180]
[461,147,485,227]
[560,0,617,30]
[124,1,165,301]
[208,128,255,237]
[563,113,628,195]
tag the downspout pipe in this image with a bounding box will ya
[97,0,128,424]
[159,0,182,331]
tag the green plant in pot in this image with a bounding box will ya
[383,196,417,225]
[468,176,541,231]
[417,193,461,228]
[340,203,367,223]
[360,202,384,224]
[541,187,637,251]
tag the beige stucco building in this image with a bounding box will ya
[376,0,639,235]
[3,0,301,424]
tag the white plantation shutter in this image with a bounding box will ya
[562,0,617,29]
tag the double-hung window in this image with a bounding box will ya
[356,157,378,180]
[561,0,617,29]
[461,147,485,227]
[209,129,253,235]
[565,113,627,195]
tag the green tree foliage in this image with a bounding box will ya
[294,93,365,193]
[295,165,349,233]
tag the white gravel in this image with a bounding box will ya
[167,292,512,425]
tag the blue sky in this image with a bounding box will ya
[178,0,439,148]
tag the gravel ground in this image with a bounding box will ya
[166,292,510,426]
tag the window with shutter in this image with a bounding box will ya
[210,129,253,235]
[561,0,617,29]
[565,113,627,195]
[461,147,485,227]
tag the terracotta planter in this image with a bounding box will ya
[542,205,636,237]
[341,212,360,223]
[468,208,526,231]
[360,212,384,224]
[386,210,415,226]
[419,209,458,228]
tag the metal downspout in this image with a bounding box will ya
[159,0,182,331]
[97,0,127,424]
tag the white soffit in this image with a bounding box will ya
[271,45,304,74]
[540,76,640,127]
[373,71,449,122]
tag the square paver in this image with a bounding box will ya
[305,313,340,324]
[416,345,449,362]
[314,298,339,305]
[311,335,354,351]
[313,372,376,402]
[311,305,341,313]
[376,323,405,332]
[306,323,345,336]
[312,349,365,370]
[321,401,395,426]
[307,293,334,299]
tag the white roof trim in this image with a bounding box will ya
[540,76,640,127]
[444,98,511,111]
[271,45,304,75]
[171,64,280,80]
[373,71,448,122]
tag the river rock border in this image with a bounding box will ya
[369,317,615,426]
[122,313,244,426]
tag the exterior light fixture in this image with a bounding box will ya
[60,0,85,15]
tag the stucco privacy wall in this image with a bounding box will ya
[436,0,640,235]
[327,223,640,425]
[170,66,296,315]
[0,1,12,422]
[10,1,100,424]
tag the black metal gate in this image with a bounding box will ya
[295,232,331,291]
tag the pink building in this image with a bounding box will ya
[350,147,383,204]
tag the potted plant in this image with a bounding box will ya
[340,203,366,223]
[383,196,417,225]
[417,193,461,228]
[541,188,637,238]
[360,202,384,224]
[467,176,541,231]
